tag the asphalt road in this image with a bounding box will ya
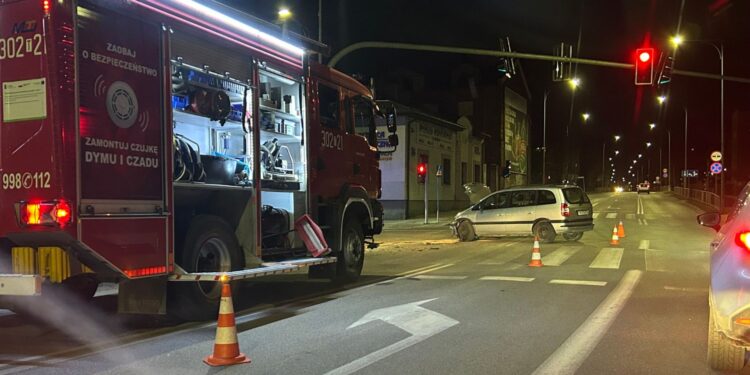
[0,192,735,374]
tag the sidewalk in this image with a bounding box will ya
[383,210,461,230]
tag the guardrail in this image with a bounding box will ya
[673,187,736,211]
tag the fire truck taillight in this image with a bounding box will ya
[20,200,73,227]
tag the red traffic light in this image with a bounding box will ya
[639,50,651,63]
[634,48,655,86]
[417,162,427,183]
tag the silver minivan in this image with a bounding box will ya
[451,185,594,242]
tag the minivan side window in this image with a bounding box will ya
[510,190,537,207]
[537,190,557,205]
[482,192,509,210]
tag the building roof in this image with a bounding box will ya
[376,100,464,132]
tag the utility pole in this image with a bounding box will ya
[317,0,323,63]
[682,107,688,191]
[601,143,606,189]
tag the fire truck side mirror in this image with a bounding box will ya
[388,134,399,147]
[382,103,398,133]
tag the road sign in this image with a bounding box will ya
[711,151,722,162]
[436,165,443,177]
[663,168,668,173]
[710,162,723,175]
[682,170,699,178]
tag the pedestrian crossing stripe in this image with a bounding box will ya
[589,248,624,269]
[543,246,582,266]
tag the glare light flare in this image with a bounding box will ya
[657,96,667,104]
[671,35,684,47]
[154,0,304,56]
[568,78,581,89]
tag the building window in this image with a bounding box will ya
[318,84,339,129]
[442,158,451,185]
[474,163,481,183]
[461,162,467,185]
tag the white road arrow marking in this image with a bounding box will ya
[325,298,458,375]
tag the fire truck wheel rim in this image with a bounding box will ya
[195,238,232,298]
[344,228,363,267]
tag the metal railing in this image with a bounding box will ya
[674,187,726,211]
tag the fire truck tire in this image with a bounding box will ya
[169,215,243,321]
[335,219,365,283]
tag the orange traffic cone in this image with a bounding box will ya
[617,221,626,238]
[529,236,543,267]
[204,282,251,367]
[610,226,620,246]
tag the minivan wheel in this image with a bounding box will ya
[457,221,477,242]
[708,312,746,371]
[533,221,556,243]
[563,232,583,242]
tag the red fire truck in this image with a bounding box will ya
[0,0,397,320]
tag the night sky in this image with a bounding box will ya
[219,0,750,192]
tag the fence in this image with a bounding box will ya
[673,187,735,211]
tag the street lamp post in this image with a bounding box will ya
[684,107,688,191]
[542,79,578,184]
[672,36,725,209]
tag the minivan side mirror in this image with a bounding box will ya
[697,212,721,231]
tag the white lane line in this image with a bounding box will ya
[543,246,582,266]
[412,275,467,280]
[605,212,618,219]
[626,214,635,220]
[480,276,535,282]
[532,270,643,375]
[638,240,650,250]
[589,248,624,269]
[549,279,608,286]
[663,286,708,293]
[592,212,600,219]
[373,263,455,286]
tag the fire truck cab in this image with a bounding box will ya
[0,0,396,320]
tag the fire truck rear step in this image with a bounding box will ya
[168,257,336,282]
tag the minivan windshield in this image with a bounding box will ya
[563,188,590,204]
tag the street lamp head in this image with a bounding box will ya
[657,95,667,105]
[671,35,684,48]
[278,7,292,20]
[638,154,643,158]
[615,150,620,155]
[614,135,621,142]
[646,142,652,147]
[568,78,580,89]
[649,123,656,130]
[582,113,590,121]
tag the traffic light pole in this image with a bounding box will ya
[424,171,429,225]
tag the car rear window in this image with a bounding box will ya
[563,188,590,204]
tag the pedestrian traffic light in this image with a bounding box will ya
[417,162,427,184]
[657,53,674,85]
[635,47,655,85]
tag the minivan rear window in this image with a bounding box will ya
[563,188,590,204]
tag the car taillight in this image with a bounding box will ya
[736,231,750,251]
[561,203,571,217]
[19,200,72,228]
